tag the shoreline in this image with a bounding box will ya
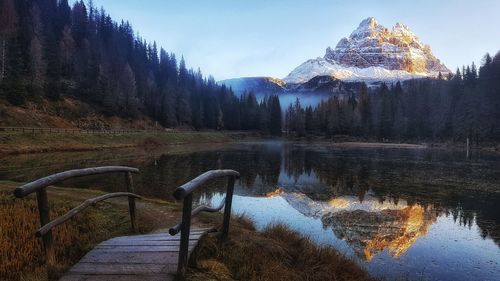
[0,131,256,157]
[290,137,500,152]
[0,182,373,281]
[329,141,427,149]
[2,129,499,157]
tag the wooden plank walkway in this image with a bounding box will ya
[59,228,212,281]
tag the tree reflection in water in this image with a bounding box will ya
[1,142,499,255]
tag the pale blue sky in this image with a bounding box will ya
[76,0,500,80]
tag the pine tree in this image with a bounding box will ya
[305,105,314,134]
[0,0,17,85]
[176,57,191,125]
[71,1,88,48]
[269,95,282,136]
[28,3,46,98]
[378,83,393,139]
[358,83,371,136]
[116,63,137,116]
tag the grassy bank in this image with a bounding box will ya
[0,181,374,281]
[0,131,250,156]
[187,216,375,281]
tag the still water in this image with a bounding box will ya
[1,142,499,281]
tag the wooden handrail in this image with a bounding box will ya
[36,192,142,237]
[173,169,240,200]
[169,196,226,235]
[13,166,141,280]
[170,169,239,279]
[14,166,140,198]
[0,126,180,135]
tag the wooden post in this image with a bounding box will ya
[1,39,5,83]
[221,176,235,241]
[466,137,470,160]
[125,172,137,233]
[176,194,192,279]
[36,188,56,279]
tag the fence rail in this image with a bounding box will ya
[169,169,240,279]
[0,126,168,134]
[0,126,256,136]
[13,166,142,280]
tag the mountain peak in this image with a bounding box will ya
[392,22,415,37]
[284,18,450,84]
[360,17,378,27]
[393,22,409,30]
[350,17,386,39]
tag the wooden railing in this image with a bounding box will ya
[169,169,240,279]
[0,126,254,136]
[13,166,141,279]
[0,126,161,134]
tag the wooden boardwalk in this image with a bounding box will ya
[14,167,239,281]
[59,228,212,281]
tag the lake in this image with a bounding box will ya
[1,141,499,281]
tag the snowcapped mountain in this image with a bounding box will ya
[284,17,450,84]
[282,57,429,85]
[221,17,450,94]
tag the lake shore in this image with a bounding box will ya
[289,135,500,152]
[3,128,499,159]
[0,131,257,156]
[329,141,427,149]
[0,181,373,281]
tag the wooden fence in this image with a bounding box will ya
[13,166,142,279]
[169,169,240,278]
[0,126,170,134]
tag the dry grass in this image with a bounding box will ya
[0,131,234,156]
[0,188,133,280]
[0,180,375,281]
[0,182,179,281]
[187,216,375,281]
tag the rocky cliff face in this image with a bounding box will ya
[322,206,437,261]
[294,75,364,94]
[325,17,449,74]
[284,17,450,84]
[267,190,438,260]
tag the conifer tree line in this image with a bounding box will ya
[0,0,283,134]
[285,53,500,143]
[2,0,500,142]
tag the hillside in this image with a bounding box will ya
[0,98,157,129]
[0,0,281,134]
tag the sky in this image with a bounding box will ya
[74,0,500,81]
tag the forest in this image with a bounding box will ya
[285,56,500,143]
[0,0,282,134]
[1,0,500,143]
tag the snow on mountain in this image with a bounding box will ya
[283,57,429,84]
[278,191,409,219]
[284,17,450,84]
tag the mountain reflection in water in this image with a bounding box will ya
[264,189,437,261]
[1,142,500,281]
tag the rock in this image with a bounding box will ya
[284,17,450,84]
